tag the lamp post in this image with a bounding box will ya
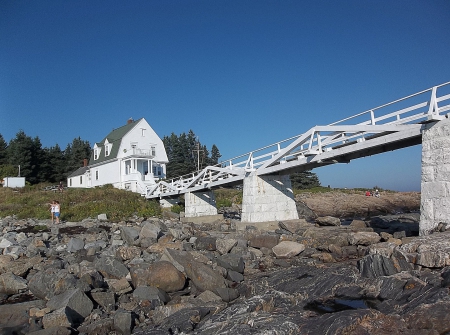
[18,165,20,177]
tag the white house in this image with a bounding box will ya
[67,118,168,195]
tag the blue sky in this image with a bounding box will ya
[1,1,449,191]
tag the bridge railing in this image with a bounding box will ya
[145,82,450,198]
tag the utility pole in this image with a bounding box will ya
[192,138,204,171]
[18,165,20,177]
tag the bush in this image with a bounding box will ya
[171,204,184,214]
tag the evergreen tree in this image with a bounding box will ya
[163,130,221,179]
[41,144,65,183]
[6,131,44,184]
[290,171,321,190]
[0,134,7,165]
[64,137,91,176]
[210,144,221,165]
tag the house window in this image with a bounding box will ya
[94,149,99,160]
[141,128,146,137]
[151,146,156,156]
[80,176,83,184]
[105,144,111,157]
[95,170,99,180]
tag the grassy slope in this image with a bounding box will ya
[0,184,161,222]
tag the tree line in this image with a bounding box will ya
[0,131,91,184]
[0,129,320,189]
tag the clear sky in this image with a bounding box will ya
[1,1,449,191]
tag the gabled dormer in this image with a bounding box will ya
[104,139,112,157]
[93,143,101,161]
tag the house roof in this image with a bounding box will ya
[68,166,89,178]
[89,118,143,165]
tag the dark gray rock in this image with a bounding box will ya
[215,287,240,302]
[46,288,94,323]
[91,291,115,311]
[194,236,216,251]
[0,272,28,294]
[216,254,245,273]
[114,309,133,335]
[93,255,129,279]
[358,252,411,278]
[28,268,79,300]
[67,238,84,253]
[133,286,170,307]
[120,226,140,246]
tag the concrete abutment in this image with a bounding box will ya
[241,174,299,223]
[420,117,450,235]
[184,190,218,218]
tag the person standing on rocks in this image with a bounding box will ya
[49,201,55,223]
[54,200,61,224]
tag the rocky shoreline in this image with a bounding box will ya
[1,202,450,334]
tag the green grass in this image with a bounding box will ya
[0,184,161,222]
[1,184,396,222]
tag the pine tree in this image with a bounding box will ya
[163,130,221,179]
[290,171,321,190]
[0,134,7,165]
[6,131,45,184]
[64,137,91,176]
[210,144,221,165]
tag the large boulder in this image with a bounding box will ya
[130,261,185,292]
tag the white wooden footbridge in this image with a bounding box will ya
[145,82,450,235]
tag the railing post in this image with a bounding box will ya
[427,86,438,115]
[370,110,375,125]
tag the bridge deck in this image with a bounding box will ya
[145,82,450,199]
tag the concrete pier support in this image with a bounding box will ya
[241,174,299,223]
[420,118,450,235]
[184,191,218,218]
[159,198,180,208]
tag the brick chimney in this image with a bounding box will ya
[83,159,88,167]
[127,117,133,124]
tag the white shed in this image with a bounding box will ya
[2,177,26,188]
